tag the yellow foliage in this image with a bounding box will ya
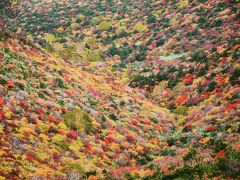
[34,167,54,176]
[170,18,178,26]
[92,17,101,24]
[4,110,12,119]
[118,77,130,86]
[0,149,6,156]
[38,120,49,131]
[97,21,111,31]
[43,33,57,42]
[85,37,98,46]
[58,121,68,131]
[39,133,49,142]
[119,18,128,25]
[178,0,189,9]
[52,134,64,143]
[78,14,85,20]
[0,125,3,134]
[173,82,185,95]
[151,81,168,97]
[70,23,79,30]
[26,34,33,41]
[133,23,147,32]
[18,126,35,135]
[35,151,49,161]
[69,140,83,157]
[57,27,64,33]
[116,26,127,34]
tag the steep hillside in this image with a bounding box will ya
[1,0,240,179]
[0,29,176,179]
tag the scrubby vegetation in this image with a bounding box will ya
[0,0,239,179]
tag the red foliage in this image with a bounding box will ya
[53,154,61,163]
[205,126,218,132]
[6,64,14,69]
[38,61,46,66]
[226,103,236,111]
[27,117,37,124]
[0,52,4,59]
[85,143,92,150]
[47,114,54,121]
[99,151,105,155]
[162,88,171,97]
[6,80,14,87]
[58,129,65,135]
[0,21,5,27]
[38,113,45,120]
[47,114,60,124]
[215,150,225,159]
[142,119,151,125]
[104,137,112,144]
[220,57,228,63]
[33,54,41,58]
[176,95,187,105]
[26,153,35,162]
[61,107,67,114]
[19,102,28,111]
[0,97,4,106]
[126,135,135,143]
[183,74,194,84]
[0,110,5,120]
[67,130,78,139]
[131,119,139,126]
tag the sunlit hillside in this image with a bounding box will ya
[0,0,239,179]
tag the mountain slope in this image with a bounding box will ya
[0,0,240,179]
[0,29,177,179]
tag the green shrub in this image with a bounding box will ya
[64,109,93,134]
[217,149,240,178]
[143,170,163,180]
[207,81,217,92]
[58,140,69,150]
[183,147,198,161]
[55,77,65,88]
[63,163,85,179]
[190,51,209,63]
[162,166,194,180]
[167,137,176,146]
[230,69,240,85]
[109,113,118,121]
[58,45,79,60]
[137,152,154,165]
[147,15,157,24]
[167,78,180,89]
[84,49,103,62]
[160,148,176,156]
[156,39,165,47]
[174,106,188,116]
